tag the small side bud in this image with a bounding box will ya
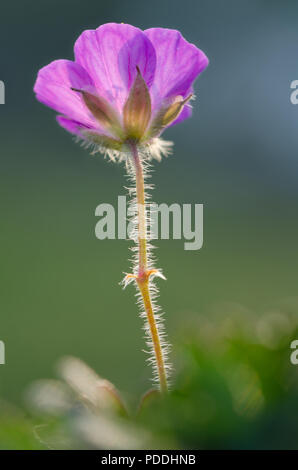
[147,269,166,281]
[148,94,192,138]
[123,66,152,140]
[121,273,137,289]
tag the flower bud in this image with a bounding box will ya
[148,94,192,138]
[123,66,152,141]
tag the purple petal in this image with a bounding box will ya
[144,28,208,107]
[34,60,98,127]
[56,115,93,136]
[74,23,156,113]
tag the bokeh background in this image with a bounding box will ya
[1,0,298,449]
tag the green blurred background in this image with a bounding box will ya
[0,0,298,447]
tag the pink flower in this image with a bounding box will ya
[34,23,208,157]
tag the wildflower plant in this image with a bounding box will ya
[34,23,209,393]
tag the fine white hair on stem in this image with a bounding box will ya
[78,130,173,390]
[122,152,172,387]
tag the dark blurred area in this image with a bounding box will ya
[0,0,298,449]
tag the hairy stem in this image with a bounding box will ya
[129,142,168,393]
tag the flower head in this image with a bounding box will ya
[34,23,208,159]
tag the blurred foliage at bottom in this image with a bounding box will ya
[1,307,297,450]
